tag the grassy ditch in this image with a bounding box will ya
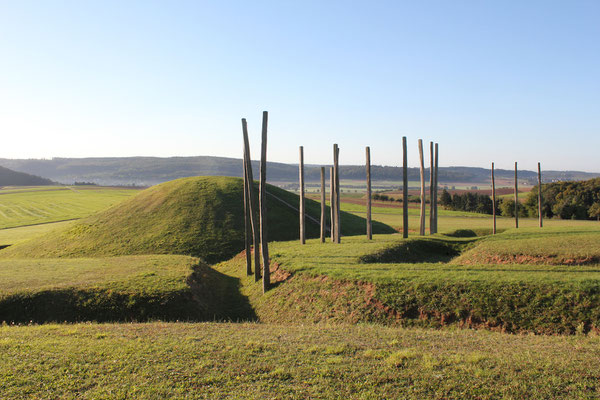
[222,230,600,334]
[0,255,255,323]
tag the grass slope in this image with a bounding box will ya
[0,176,394,263]
[1,322,599,399]
[0,255,255,323]
[0,186,138,229]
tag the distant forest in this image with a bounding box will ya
[0,156,598,186]
[440,178,600,221]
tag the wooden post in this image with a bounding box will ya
[538,162,543,228]
[366,146,372,240]
[330,166,335,242]
[514,162,519,228]
[242,148,252,276]
[418,139,426,236]
[334,144,341,243]
[429,142,434,235]
[402,137,408,238]
[433,143,439,234]
[320,167,326,243]
[492,162,496,235]
[299,146,305,244]
[242,118,261,281]
[259,111,270,292]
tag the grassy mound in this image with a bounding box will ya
[0,255,256,323]
[453,226,600,265]
[0,176,394,263]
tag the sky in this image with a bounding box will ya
[1,0,599,172]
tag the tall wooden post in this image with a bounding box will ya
[492,162,496,235]
[242,118,261,281]
[320,167,326,243]
[299,146,305,244]
[366,146,372,240]
[433,143,439,234]
[259,111,270,292]
[418,139,426,236]
[514,162,519,228]
[330,166,335,242]
[334,144,341,243]
[429,142,434,235]
[538,162,543,228]
[242,148,252,276]
[402,137,408,238]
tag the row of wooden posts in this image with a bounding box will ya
[241,112,544,292]
[491,161,543,234]
[298,138,441,243]
[241,112,270,292]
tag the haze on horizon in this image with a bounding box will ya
[1,1,599,173]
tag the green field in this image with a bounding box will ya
[1,322,599,399]
[0,186,139,229]
[2,180,600,398]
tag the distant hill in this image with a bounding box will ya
[0,156,597,186]
[0,165,54,186]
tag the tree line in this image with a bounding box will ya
[438,177,600,220]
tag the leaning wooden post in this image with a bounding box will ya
[492,162,496,235]
[330,166,335,242]
[299,146,305,244]
[366,146,372,240]
[514,162,519,228]
[402,137,408,238]
[334,144,341,243]
[538,162,543,228]
[320,167,326,243]
[242,118,261,281]
[259,111,270,292]
[242,148,252,276]
[418,139,426,236]
[433,143,439,234]
[429,142,434,235]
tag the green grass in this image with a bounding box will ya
[225,227,600,334]
[0,255,208,322]
[352,207,596,234]
[1,176,394,263]
[454,226,600,265]
[1,322,599,399]
[0,220,76,247]
[0,186,139,229]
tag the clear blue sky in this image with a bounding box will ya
[1,1,599,172]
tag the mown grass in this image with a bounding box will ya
[0,322,598,399]
[0,186,139,229]
[363,209,595,234]
[0,177,394,263]
[0,220,75,247]
[0,255,242,323]
[454,226,600,265]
